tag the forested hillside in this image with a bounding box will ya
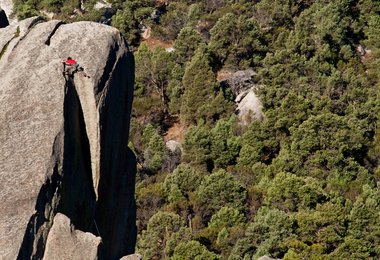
[14,0,380,258]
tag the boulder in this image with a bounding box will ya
[219,69,263,124]
[165,140,182,153]
[219,69,257,95]
[43,213,102,260]
[236,88,264,124]
[164,140,182,172]
[141,26,151,39]
[0,18,136,259]
[257,256,280,260]
[94,0,112,10]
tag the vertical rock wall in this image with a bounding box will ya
[0,18,136,259]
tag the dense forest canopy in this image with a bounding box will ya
[15,0,380,258]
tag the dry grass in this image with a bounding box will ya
[163,121,187,143]
[142,37,173,50]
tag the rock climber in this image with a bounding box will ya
[61,57,88,78]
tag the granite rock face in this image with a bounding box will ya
[236,88,264,124]
[0,17,136,259]
[43,213,102,260]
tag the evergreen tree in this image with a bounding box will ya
[173,27,204,64]
[180,46,234,124]
[209,13,267,68]
[195,169,247,217]
[137,211,185,259]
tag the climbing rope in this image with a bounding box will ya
[93,219,103,243]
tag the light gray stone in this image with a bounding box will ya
[94,0,112,10]
[219,69,263,124]
[0,18,136,259]
[236,88,264,124]
[43,213,102,260]
[120,254,142,260]
[257,256,280,260]
[165,140,182,153]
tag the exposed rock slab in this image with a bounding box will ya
[236,88,264,124]
[0,18,136,259]
[218,69,263,124]
[165,140,182,153]
[120,254,142,260]
[43,213,102,260]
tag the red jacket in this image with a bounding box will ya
[65,59,77,65]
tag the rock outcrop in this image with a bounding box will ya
[219,69,257,94]
[236,88,264,123]
[43,213,102,260]
[0,17,136,259]
[165,140,182,153]
[219,69,264,124]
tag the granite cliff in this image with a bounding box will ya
[0,17,136,259]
